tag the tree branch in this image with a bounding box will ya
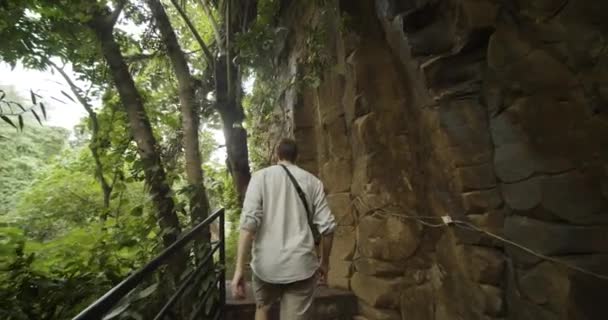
[199,0,224,51]
[47,59,95,115]
[109,0,128,27]
[169,0,215,67]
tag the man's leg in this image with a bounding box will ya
[252,274,280,320]
[280,276,316,320]
[255,305,272,320]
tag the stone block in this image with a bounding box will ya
[480,284,503,316]
[318,71,345,124]
[504,216,608,259]
[460,0,498,29]
[466,246,505,286]
[357,214,421,261]
[327,193,354,226]
[293,98,316,128]
[502,177,541,211]
[490,109,526,146]
[294,127,317,161]
[358,300,401,320]
[352,112,379,156]
[505,49,575,93]
[351,272,402,309]
[328,257,352,290]
[401,282,434,320]
[462,189,503,215]
[518,262,569,314]
[459,209,506,247]
[444,144,493,168]
[488,27,533,69]
[321,159,352,193]
[324,116,351,161]
[540,172,608,225]
[453,163,497,191]
[439,99,489,131]
[327,275,350,291]
[332,227,356,261]
[494,143,537,183]
[442,125,493,151]
[354,258,403,277]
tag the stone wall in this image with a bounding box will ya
[272,0,608,319]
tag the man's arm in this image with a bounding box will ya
[318,232,334,284]
[232,173,263,298]
[311,180,337,283]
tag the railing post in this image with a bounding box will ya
[219,209,226,318]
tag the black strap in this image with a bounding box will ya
[280,164,320,244]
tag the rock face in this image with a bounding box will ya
[271,0,608,319]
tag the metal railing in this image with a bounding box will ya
[73,208,226,320]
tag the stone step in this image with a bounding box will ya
[225,281,357,320]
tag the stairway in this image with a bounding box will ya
[225,282,357,320]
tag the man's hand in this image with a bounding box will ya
[231,270,246,299]
[317,262,329,286]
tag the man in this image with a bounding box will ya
[231,138,336,320]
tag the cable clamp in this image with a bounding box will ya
[441,215,453,225]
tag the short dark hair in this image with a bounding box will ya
[276,138,298,162]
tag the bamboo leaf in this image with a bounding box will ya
[30,89,37,105]
[0,90,5,100]
[51,96,66,104]
[15,102,26,112]
[18,115,24,131]
[39,102,47,119]
[31,109,42,125]
[61,90,76,102]
[0,115,17,129]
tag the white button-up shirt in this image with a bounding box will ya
[240,163,336,283]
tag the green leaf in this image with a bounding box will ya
[61,90,76,103]
[30,89,37,105]
[101,302,130,320]
[40,102,47,119]
[135,283,158,300]
[18,115,24,131]
[51,96,66,104]
[1,115,17,129]
[0,90,5,100]
[16,103,26,112]
[130,205,143,217]
[31,109,42,125]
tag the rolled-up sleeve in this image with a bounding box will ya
[311,180,336,235]
[240,172,263,232]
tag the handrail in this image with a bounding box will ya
[73,208,225,320]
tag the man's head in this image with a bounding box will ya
[276,138,298,163]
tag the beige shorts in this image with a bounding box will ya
[252,273,316,320]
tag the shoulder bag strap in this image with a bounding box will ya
[280,165,320,244]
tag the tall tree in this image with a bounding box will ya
[216,0,257,202]
[87,3,182,247]
[172,0,256,202]
[47,60,116,213]
[146,0,211,232]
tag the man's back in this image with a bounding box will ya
[240,163,335,284]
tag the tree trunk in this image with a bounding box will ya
[147,0,211,232]
[89,16,181,247]
[215,55,251,202]
[49,61,113,213]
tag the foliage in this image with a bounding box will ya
[0,144,160,319]
[203,160,240,271]
[0,90,68,215]
[0,0,263,318]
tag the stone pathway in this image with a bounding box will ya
[225,281,357,320]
